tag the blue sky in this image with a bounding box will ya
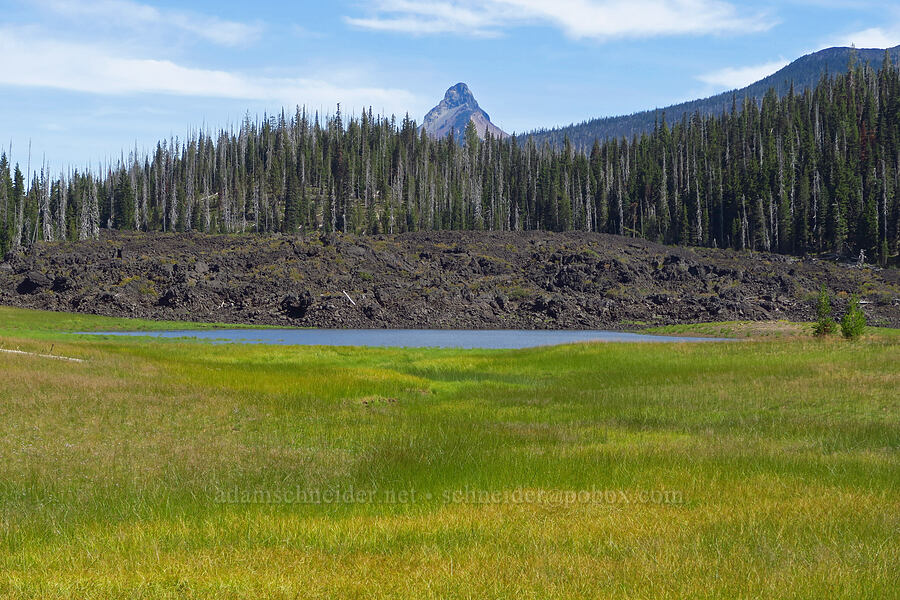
[1,0,898,170]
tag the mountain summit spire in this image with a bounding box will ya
[442,83,477,107]
[421,83,508,143]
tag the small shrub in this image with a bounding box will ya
[503,286,530,301]
[813,285,837,337]
[840,294,867,340]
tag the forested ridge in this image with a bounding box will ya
[2,53,900,264]
[528,46,900,151]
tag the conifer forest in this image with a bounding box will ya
[2,56,899,264]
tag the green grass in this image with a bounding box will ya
[644,320,817,339]
[1,306,898,598]
[644,320,900,340]
[0,307,276,341]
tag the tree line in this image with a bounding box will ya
[2,52,899,263]
[529,46,900,153]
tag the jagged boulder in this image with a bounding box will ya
[157,288,179,307]
[281,291,314,319]
[17,271,53,294]
[52,276,75,292]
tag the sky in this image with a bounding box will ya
[1,0,898,170]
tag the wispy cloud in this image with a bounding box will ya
[817,2,900,50]
[0,28,420,115]
[345,0,775,40]
[828,26,900,49]
[697,59,790,90]
[34,0,263,47]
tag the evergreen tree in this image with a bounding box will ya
[113,171,135,230]
[840,294,867,339]
[283,172,301,234]
[813,285,837,336]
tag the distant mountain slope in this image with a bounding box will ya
[527,46,900,151]
[421,83,508,143]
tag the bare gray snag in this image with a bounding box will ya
[90,180,100,240]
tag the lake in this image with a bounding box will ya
[84,329,732,349]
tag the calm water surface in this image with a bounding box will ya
[85,329,731,349]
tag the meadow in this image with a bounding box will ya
[0,306,898,598]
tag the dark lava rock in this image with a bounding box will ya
[1,230,897,329]
[153,262,175,278]
[158,288,180,307]
[688,265,708,279]
[555,267,585,290]
[778,274,797,294]
[281,291,314,319]
[362,304,383,321]
[532,295,564,319]
[494,293,508,311]
[51,276,74,292]
[17,271,53,294]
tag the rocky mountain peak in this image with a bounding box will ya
[443,83,477,109]
[421,83,508,144]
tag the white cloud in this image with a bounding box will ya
[697,59,790,90]
[0,28,420,116]
[346,0,510,37]
[346,0,774,40]
[34,0,263,47]
[830,27,900,49]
